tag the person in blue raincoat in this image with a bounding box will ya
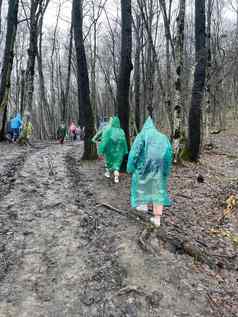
[10,113,22,142]
[127,117,173,227]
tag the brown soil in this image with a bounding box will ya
[0,132,237,317]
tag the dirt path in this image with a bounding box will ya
[0,133,237,316]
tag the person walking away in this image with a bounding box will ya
[69,121,77,141]
[76,126,81,141]
[57,122,67,144]
[18,114,33,145]
[11,113,22,142]
[98,116,128,183]
[127,117,173,227]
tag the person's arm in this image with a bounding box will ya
[127,134,144,174]
[92,129,103,143]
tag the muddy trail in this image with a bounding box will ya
[0,132,237,317]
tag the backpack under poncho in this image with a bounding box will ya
[127,117,173,208]
[98,117,128,171]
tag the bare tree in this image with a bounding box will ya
[188,0,207,161]
[73,0,97,159]
[23,0,50,114]
[0,0,19,140]
[0,0,3,36]
[117,0,133,148]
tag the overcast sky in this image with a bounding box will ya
[43,0,237,33]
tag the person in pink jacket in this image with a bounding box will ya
[69,121,77,141]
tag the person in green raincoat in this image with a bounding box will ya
[98,116,128,183]
[127,117,173,227]
[57,122,67,144]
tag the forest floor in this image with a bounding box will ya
[0,130,238,317]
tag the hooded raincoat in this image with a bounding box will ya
[11,113,22,129]
[98,117,128,171]
[127,117,173,208]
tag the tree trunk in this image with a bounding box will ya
[0,0,19,140]
[159,0,174,133]
[134,14,141,131]
[24,0,39,113]
[173,0,186,161]
[62,22,73,122]
[188,0,207,161]
[0,0,3,36]
[117,0,133,148]
[72,0,97,160]
[205,0,213,145]
[91,2,97,128]
[37,15,51,139]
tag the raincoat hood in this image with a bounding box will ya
[111,116,121,128]
[142,117,155,130]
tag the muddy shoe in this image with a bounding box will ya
[114,171,119,183]
[104,170,110,178]
[150,216,160,227]
[136,205,148,212]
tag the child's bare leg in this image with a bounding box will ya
[153,204,163,217]
[150,204,163,227]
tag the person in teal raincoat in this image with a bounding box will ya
[98,116,128,183]
[127,117,173,227]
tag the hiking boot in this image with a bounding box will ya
[136,205,148,212]
[104,169,110,178]
[150,216,161,227]
[114,171,119,183]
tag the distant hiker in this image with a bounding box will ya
[11,113,22,142]
[57,122,67,144]
[76,126,81,140]
[98,116,128,183]
[127,117,173,227]
[69,121,77,141]
[18,114,33,145]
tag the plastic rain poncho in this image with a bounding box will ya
[21,121,33,139]
[57,124,67,138]
[127,117,173,208]
[98,117,128,171]
[11,113,22,129]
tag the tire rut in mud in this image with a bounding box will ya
[65,152,152,316]
[0,153,27,201]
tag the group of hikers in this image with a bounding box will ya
[6,113,84,145]
[6,111,172,227]
[6,112,33,145]
[57,121,85,144]
[92,115,173,227]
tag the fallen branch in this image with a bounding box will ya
[117,286,145,296]
[95,203,148,223]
